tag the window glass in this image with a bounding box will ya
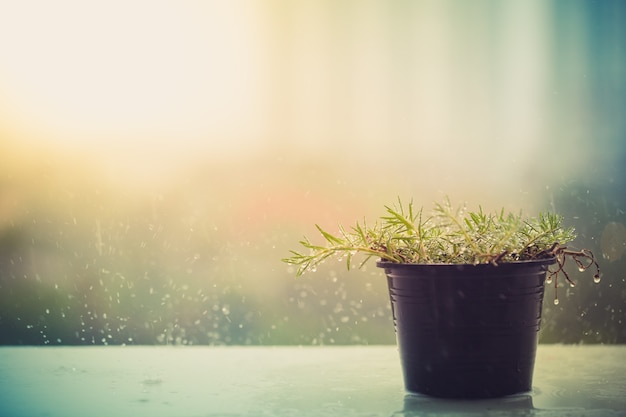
[0,1,624,345]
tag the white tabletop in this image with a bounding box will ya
[0,345,624,417]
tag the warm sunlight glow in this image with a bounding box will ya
[0,1,267,160]
[0,0,623,349]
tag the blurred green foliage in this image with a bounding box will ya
[1,0,625,345]
[0,154,624,345]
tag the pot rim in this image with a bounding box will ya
[376,257,556,270]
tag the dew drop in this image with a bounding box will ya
[553,298,560,305]
[593,274,601,284]
[578,267,585,272]
[546,276,553,284]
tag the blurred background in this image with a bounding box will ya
[0,0,624,345]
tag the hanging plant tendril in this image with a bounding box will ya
[545,245,600,303]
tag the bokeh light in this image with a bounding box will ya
[1,0,624,345]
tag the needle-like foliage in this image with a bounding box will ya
[283,198,599,285]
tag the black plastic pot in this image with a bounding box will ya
[377,258,555,399]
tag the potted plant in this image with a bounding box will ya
[283,198,600,398]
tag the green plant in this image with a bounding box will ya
[283,198,600,298]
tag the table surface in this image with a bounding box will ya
[0,345,624,417]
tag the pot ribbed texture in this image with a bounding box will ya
[378,259,554,398]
